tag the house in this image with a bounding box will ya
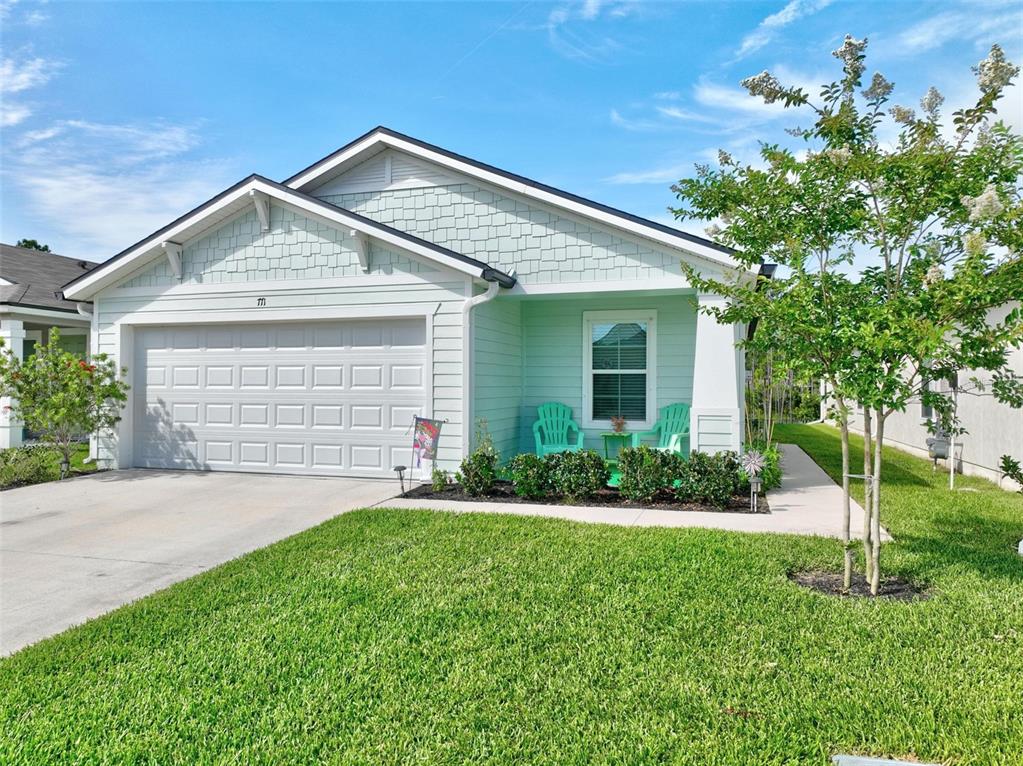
[1,243,96,448]
[844,300,1023,490]
[60,127,755,478]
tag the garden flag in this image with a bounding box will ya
[411,416,443,469]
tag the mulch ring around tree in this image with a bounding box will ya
[788,570,931,601]
[402,480,768,514]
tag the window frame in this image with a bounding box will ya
[582,310,657,430]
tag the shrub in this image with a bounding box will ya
[675,452,735,508]
[0,445,59,489]
[617,446,684,502]
[551,450,609,501]
[509,453,551,499]
[759,446,782,491]
[430,467,450,492]
[999,455,1023,494]
[456,419,500,497]
[0,328,129,477]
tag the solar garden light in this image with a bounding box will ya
[394,465,407,494]
[741,450,766,514]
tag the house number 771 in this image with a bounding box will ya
[256,297,266,307]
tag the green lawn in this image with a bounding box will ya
[2,425,1021,765]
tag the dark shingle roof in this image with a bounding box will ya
[0,243,96,312]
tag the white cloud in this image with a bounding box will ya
[1,103,31,127]
[897,9,1022,54]
[0,55,60,93]
[735,0,834,60]
[4,120,236,257]
[604,161,693,184]
[545,0,637,62]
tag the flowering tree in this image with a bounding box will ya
[0,328,129,477]
[674,38,1023,594]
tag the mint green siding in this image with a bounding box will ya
[120,207,431,289]
[472,293,698,457]
[472,298,522,461]
[320,183,690,287]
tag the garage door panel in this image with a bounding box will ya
[134,319,427,477]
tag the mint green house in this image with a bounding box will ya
[62,128,755,478]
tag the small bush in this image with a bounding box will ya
[617,446,684,502]
[430,467,450,492]
[675,452,735,508]
[999,455,1023,493]
[509,453,551,499]
[456,419,500,497]
[552,450,609,501]
[0,445,59,489]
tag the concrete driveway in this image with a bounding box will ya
[0,470,398,656]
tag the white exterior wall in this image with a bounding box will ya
[847,302,1023,489]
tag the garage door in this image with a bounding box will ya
[133,319,426,477]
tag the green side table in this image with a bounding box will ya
[600,432,631,460]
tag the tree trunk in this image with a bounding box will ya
[870,413,885,596]
[838,404,853,591]
[862,407,874,584]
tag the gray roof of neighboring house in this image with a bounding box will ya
[0,243,96,313]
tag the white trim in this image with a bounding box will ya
[581,309,657,431]
[114,302,439,326]
[104,271,456,299]
[349,229,370,273]
[62,177,490,301]
[250,189,271,232]
[509,279,695,297]
[162,242,183,279]
[0,303,92,323]
[287,131,742,271]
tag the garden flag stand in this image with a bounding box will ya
[410,416,444,481]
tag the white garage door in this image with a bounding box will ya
[133,319,427,477]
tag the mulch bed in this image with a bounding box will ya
[403,480,769,514]
[788,570,931,601]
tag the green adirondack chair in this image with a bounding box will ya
[532,402,586,456]
[631,403,691,454]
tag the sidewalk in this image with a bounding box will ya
[374,444,890,540]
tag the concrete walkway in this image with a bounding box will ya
[379,444,890,541]
[1,470,397,656]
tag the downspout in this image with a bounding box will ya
[460,269,515,454]
[76,302,96,463]
[461,279,503,455]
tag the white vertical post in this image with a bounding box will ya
[0,318,26,448]
[690,294,742,453]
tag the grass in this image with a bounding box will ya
[2,424,1021,764]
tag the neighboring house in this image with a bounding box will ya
[1,243,96,448]
[844,300,1023,491]
[60,127,755,478]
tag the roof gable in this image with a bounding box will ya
[62,176,514,300]
[285,127,742,272]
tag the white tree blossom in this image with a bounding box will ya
[825,146,852,165]
[973,44,1020,94]
[962,231,987,256]
[832,35,867,82]
[889,105,915,124]
[740,70,785,103]
[962,184,1005,221]
[862,72,893,102]
[920,86,944,116]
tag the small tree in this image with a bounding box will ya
[15,238,51,252]
[0,329,129,477]
[674,38,1023,594]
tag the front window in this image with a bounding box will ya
[584,311,656,426]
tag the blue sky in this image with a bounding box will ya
[1,0,1020,262]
